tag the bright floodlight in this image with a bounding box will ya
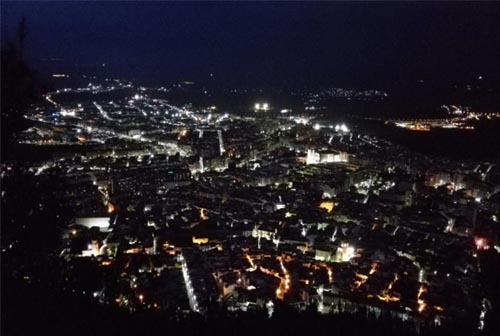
[255,103,261,110]
[313,124,321,131]
[134,94,140,100]
[262,103,269,110]
[340,124,349,132]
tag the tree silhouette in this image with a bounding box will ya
[1,17,40,157]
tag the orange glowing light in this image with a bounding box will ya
[192,237,209,245]
[107,202,115,213]
[417,286,427,313]
[408,124,431,132]
[319,201,334,213]
[245,254,258,272]
[376,273,399,303]
[376,294,400,302]
[255,256,291,300]
[125,248,141,254]
[354,264,378,290]
[278,256,291,294]
[369,263,378,275]
[353,273,368,289]
[319,263,333,284]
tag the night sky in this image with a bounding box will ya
[2,1,500,88]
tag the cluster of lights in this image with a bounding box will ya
[179,254,200,312]
[254,103,269,111]
[312,123,349,132]
[353,263,377,289]
[59,109,76,117]
[376,273,400,303]
[293,117,310,125]
[245,254,258,272]
[417,285,427,313]
[474,237,489,250]
[334,124,349,132]
[278,256,291,299]
[244,254,291,300]
[391,116,484,132]
[338,243,355,262]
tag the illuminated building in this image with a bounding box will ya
[306,149,348,165]
[336,243,355,262]
[192,237,209,245]
[319,201,334,213]
[74,216,110,232]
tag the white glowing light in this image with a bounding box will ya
[313,123,321,131]
[340,124,349,132]
[294,117,309,125]
[344,246,355,261]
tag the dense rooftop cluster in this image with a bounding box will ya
[2,80,500,333]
